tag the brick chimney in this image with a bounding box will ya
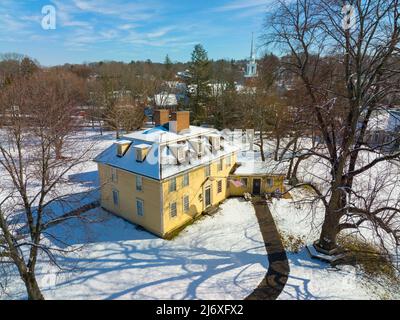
[154,109,170,126]
[170,111,190,133]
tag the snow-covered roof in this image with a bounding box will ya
[232,161,287,176]
[161,142,238,179]
[115,140,132,145]
[366,108,400,132]
[154,93,178,107]
[134,144,151,149]
[94,125,240,180]
[95,142,159,179]
[165,81,187,91]
[123,125,214,144]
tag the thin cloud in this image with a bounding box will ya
[72,0,160,21]
[0,1,265,64]
[118,23,139,31]
[214,0,271,12]
[51,0,93,29]
[146,26,176,39]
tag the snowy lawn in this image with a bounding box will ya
[270,189,400,300]
[1,129,267,300]
[4,198,268,300]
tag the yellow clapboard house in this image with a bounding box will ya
[95,110,286,238]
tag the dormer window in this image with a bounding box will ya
[177,147,185,163]
[208,134,221,152]
[136,150,143,162]
[134,144,151,163]
[169,143,187,164]
[115,140,132,157]
[189,138,205,157]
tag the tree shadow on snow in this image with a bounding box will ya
[39,216,269,300]
[45,207,157,248]
[279,249,337,300]
[43,241,268,300]
[68,171,100,189]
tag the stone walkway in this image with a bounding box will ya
[245,199,290,300]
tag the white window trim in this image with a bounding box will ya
[136,198,144,217]
[169,178,177,193]
[218,159,223,172]
[111,167,118,183]
[170,202,178,219]
[217,180,223,194]
[112,189,119,207]
[183,194,190,213]
[183,173,190,187]
[136,175,143,192]
[205,164,211,177]
[226,155,232,167]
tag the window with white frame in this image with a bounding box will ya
[218,159,223,171]
[136,198,144,216]
[182,173,189,187]
[169,178,177,193]
[136,176,143,191]
[183,195,190,213]
[205,164,211,177]
[111,167,118,183]
[226,155,232,167]
[266,178,274,188]
[112,190,119,206]
[217,180,223,193]
[170,202,177,218]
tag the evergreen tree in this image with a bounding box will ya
[189,44,211,124]
[163,54,173,80]
[164,54,172,69]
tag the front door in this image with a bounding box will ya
[252,179,261,195]
[205,186,212,209]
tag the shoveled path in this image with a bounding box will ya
[245,199,290,300]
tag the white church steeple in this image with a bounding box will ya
[245,33,258,78]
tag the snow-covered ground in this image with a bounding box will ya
[2,129,400,300]
[2,147,267,300]
[270,189,400,300]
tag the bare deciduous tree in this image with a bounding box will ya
[0,71,95,300]
[265,0,400,253]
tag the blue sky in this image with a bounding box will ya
[0,0,272,66]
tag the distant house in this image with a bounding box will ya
[154,92,178,109]
[176,70,192,81]
[363,108,400,152]
[165,81,187,94]
[95,110,286,238]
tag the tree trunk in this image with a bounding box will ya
[286,139,298,179]
[54,138,64,160]
[23,272,44,300]
[317,187,347,252]
[289,156,305,185]
[274,136,280,161]
[286,157,294,180]
[259,131,266,162]
[317,211,341,252]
